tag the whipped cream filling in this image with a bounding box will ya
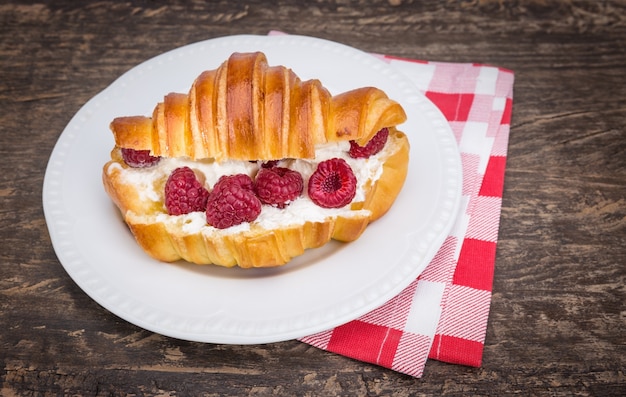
[108,138,400,235]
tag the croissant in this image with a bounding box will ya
[110,52,407,161]
[103,51,410,268]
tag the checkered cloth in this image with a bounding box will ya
[298,53,514,378]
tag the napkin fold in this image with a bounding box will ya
[290,44,514,377]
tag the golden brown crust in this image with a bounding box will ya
[121,208,355,268]
[110,52,406,161]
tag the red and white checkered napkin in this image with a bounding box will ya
[299,55,515,377]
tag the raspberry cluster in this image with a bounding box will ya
[158,125,389,228]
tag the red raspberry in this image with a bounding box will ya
[348,127,389,158]
[211,174,255,194]
[164,167,209,215]
[206,174,262,229]
[255,167,303,209]
[308,158,357,208]
[261,160,280,168]
[121,148,161,168]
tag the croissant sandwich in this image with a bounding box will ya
[103,51,410,268]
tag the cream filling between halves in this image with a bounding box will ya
[107,137,402,236]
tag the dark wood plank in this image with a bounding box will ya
[1,0,625,395]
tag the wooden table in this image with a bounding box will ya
[2,1,624,395]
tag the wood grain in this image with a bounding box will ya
[1,0,625,395]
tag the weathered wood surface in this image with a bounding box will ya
[1,0,624,395]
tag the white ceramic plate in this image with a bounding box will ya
[43,34,461,344]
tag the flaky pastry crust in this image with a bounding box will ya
[110,52,406,161]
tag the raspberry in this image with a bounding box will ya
[255,167,303,209]
[261,160,279,168]
[308,158,357,208]
[121,148,161,168]
[164,167,209,215]
[348,127,389,158]
[206,174,262,229]
[212,174,255,193]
